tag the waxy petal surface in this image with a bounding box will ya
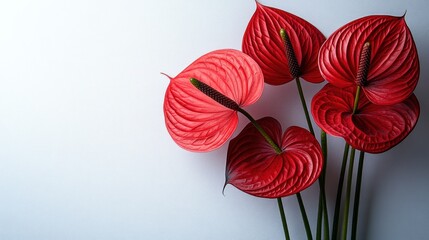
[225,117,323,198]
[242,2,325,85]
[164,49,264,152]
[311,84,420,153]
[318,15,419,105]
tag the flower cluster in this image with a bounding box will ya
[162,2,420,239]
[314,14,420,153]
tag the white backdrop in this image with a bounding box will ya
[0,0,428,239]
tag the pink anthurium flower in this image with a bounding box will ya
[225,117,323,198]
[242,2,326,85]
[311,84,420,153]
[163,49,264,152]
[318,15,419,105]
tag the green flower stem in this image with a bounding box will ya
[237,107,290,240]
[332,143,350,240]
[322,131,329,240]
[316,191,323,240]
[333,84,363,240]
[351,151,365,240]
[237,108,282,154]
[297,192,313,240]
[295,77,319,240]
[191,75,314,240]
[190,76,300,239]
[348,85,363,240]
[295,77,315,135]
[323,193,329,240]
[280,30,314,135]
[317,130,329,240]
[341,148,356,240]
[238,107,313,240]
[189,77,282,154]
[277,198,291,240]
[292,78,316,239]
[280,30,315,239]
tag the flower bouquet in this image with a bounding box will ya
[162,2,420,239]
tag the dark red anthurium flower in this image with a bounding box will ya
[318,15,419,105]
[311,84,420,153]
[225,117,323,198]
[242,2,326,85]
[163,49,264,152]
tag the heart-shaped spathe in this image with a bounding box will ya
[242,2,325,85]
[318,15,419,105]
[163,49,264,152]
[225,117,323,198]
[311,84,420,153]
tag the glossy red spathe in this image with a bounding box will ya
[311,84,420,153]
[163,49,264,152]
[318,15,419,105]
[225,117,323,198]
[242,2,325,85]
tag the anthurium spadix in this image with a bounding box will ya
[225,117,323,198]
[163,49,264,152]
[311,84,420,153]
[242,2,325,85]
[318,15,419,105]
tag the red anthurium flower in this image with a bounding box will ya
[163,49,264,152]
[242,2,326,85]
[225,117,323,198]
[318,15,419,105]
[311,84,420,153]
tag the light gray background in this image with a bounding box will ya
[0,0,428,239]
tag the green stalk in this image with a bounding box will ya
[297,192,313,240]
[347,42,369,239]
[317,131,329,240]
[341,148,356,240]
[351,151,365,240]
[237,108,282,154]
[316,191,323,240]
[241,99,316,240]
[280,29,315,239]
[321,131,329,240]
[280,29,314,135]
[323,193,329,240]
[331,143,350,240]
[293,77,316,239]
[295,77,315,135]
[190,77,289,239]
[237,108,290,240]
[333,83,362,240]
[278,198,291,240]
[342,83,361,240]
[285,38,319,239]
